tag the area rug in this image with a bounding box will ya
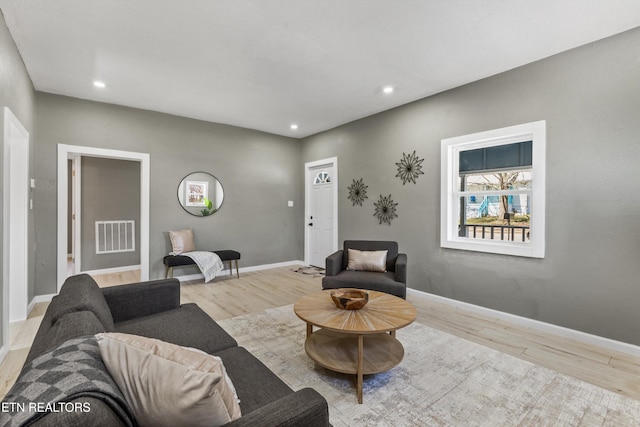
[292,265,325,278]
[218,305,640,426]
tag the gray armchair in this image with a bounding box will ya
[322,240,407,299]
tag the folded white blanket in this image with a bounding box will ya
[182,251,224,283]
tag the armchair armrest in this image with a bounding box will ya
[394,253,407,285]
[325,250,344,276]
[101,278,181,323]
[225,388,329,427]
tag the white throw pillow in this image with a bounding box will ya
[96,332,241,427]
[168,228,196,255]
[346,248,388,272]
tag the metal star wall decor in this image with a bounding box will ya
[395,150,424,185]
[347,178,368,206]
[373,194,398,226]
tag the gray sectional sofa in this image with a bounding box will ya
[2,274,329,426]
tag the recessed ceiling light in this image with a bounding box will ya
[382,85,395,94]
[290,124,298,130]
[93,81,106,88]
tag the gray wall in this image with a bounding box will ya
[0,10,36,348]
[80,157,141,271]
[302,27,640,345]
[8,7,640,347]
[34,93,304,296]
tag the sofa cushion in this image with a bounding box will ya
[215,346,294,415]
[52,274,115,331]
[51,311,107,342]
[102,279,181,323]
[25,311,107,366]
[114,303,237,354]
[97,333,241,427]
[346,248,388,272]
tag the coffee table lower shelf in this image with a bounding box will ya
[305,328,404,403]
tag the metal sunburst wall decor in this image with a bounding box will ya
[373,194,398,226]
[395,150,425,185]
[347,178,368,206]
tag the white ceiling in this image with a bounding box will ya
[2,1,640,138]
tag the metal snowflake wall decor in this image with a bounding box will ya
[395,150,424,185]
[347,178,368,206]
[373,194,398,226]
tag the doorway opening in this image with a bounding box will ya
[66,155,141,280]
[57,145,150,290]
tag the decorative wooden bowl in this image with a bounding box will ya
[330,289,369,310]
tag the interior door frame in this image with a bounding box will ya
[69,155,81,274]
[304,157,338,266]
[57,144,150,290]
[2,107,30,360]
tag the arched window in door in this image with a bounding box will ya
[314,171,331,185]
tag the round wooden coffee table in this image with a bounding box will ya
[294,289,416,403]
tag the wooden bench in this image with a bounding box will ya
[163,250,241,279]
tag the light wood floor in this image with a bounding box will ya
[2,266,640,404]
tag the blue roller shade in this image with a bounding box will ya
[460,141,532,173]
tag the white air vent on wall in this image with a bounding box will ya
[95,220,135,254]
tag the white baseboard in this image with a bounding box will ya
[239,260,305,273]
[173,272,207,282]
[173,260,305,282]
[27,293,56,314]
[408,288,640,358]
[80,264,141,276]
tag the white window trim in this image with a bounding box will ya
[440,121,546,258]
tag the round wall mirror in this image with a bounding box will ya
[177,172,224,216]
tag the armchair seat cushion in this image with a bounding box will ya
[322,271,406,299]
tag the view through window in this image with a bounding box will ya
[441,121,545,258]
[458,141,532,243]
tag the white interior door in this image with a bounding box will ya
[306,160,337,268]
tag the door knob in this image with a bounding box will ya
[308,223,313,226]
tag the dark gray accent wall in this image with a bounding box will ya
[34,93,304,296]
[80,157,141,271]
[302,28,640,345]
[0,10,36,347]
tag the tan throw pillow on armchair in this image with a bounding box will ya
[168,228,196,254]
[346,248,388,272]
